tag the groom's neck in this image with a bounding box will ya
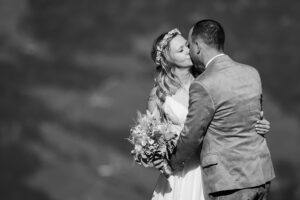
[203,49,224,67]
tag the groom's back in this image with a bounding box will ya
[196,55,275,193]
[203,56,262,142]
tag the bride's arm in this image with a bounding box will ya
[148,87,181,175]
[147,87,161,119]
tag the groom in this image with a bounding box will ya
[164,19,275,199]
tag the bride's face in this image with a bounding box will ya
[166,35,193,68]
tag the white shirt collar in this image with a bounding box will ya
[205,53,225,68]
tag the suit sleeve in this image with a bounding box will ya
[169,81,215,171]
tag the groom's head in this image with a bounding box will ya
[188,19,225,66]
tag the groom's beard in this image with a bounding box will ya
[198,64,206,71]
[194,63,206,73]
[190,54,204,69]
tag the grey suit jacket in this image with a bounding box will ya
[169,55,275,194]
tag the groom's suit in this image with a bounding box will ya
[169,55,275,195]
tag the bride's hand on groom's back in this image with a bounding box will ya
[255,111,271,135]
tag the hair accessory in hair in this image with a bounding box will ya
[155,28,181,65]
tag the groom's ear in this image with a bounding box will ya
[195,41,201,54]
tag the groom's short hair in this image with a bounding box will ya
[192,19,225,51]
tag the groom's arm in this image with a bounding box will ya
[169,81,215,172]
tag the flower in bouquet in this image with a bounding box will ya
[128,110,179,168]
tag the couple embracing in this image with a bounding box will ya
[147,19,275,200]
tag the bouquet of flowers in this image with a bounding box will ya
[128,110,180,172]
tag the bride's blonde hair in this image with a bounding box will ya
[150,29,182,106]
[150,29,202,109]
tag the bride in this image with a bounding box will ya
[147,28,271,200]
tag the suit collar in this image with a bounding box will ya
[206,54,231,69]
[205,54,226,69]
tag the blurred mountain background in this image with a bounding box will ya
[0,0,299,199]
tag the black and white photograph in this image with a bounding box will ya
[0,0,299,200]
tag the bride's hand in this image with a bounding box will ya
[153,158,172,178]
[153,157,164,169]
[255,111,271,135]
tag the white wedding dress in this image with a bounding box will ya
[151,92,205,200]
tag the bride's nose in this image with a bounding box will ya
[185,47,190,54]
